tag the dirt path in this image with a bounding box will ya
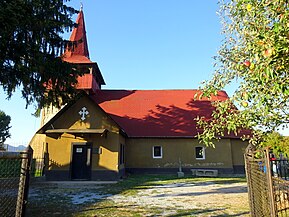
[110,182,249,215]
[27,177,250,216]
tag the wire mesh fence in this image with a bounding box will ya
[273,177,289,216]
[245,151,271,216]
[0,147,33,217]
[245,147,289,217]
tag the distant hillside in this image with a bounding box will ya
[5,144,27,152]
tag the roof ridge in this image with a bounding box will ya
[97,89,228,93]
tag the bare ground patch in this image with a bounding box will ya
[27,175,250,216]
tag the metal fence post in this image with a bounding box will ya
[15,146,33,217]
[244,152,254,216]
[265,148,276,217]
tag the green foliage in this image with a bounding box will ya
[198,0,289,149]
[0,110,11,148]
[262,132,289,157]
[0,0,81,109]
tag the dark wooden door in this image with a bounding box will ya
[71,144,91,180]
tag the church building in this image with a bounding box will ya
[29,9,248,181]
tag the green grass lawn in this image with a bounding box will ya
[26,174,249,217]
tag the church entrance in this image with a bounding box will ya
[71,143,92,180]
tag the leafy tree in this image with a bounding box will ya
[262,132,289,156]
[0,0,81,109]
[197,0,289,150]
[0,111,11,149]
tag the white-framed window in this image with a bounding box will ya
[153,146,162,158]
[195,147,205,160]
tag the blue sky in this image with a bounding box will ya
[1,0,228,146]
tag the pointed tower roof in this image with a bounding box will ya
[61,8,105,90]
[62,8,92,64]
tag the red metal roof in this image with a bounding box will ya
[76,74,99,91]
[91,89,238,137]
[62,10,92,64]
[63,55,92,64]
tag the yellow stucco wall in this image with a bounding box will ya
[51,96,119,132]
[91,132,120,171]
[43,96,121,172]
[125,138,234,169]
[29,134,46,159]
[46,134,81,171]
[231,139,248,165]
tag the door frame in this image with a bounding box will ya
[70,142,92,180]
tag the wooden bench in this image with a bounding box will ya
[194,169,218,177]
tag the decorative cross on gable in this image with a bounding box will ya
[79,107,89,121]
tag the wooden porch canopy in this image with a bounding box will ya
[45,128,107,136]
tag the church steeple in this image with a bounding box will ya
[62,8,105,92]
[62,8,91,63]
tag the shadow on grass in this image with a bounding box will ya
[211,211,250,217]
[166,208,226,217]
[82,203,137,211]
[156,208,249,217]
[152,185,247,198]
[101,174,247,194]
